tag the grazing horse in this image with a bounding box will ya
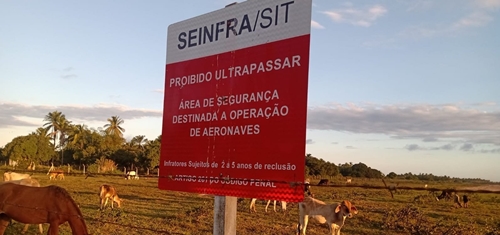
[125,171,138,180]
[3,172,31,181]
[48,169,65,181]
[99,185,122,210]
[0,183,89,235]
[0,179,43,234]
[49,172,65,180]
[436,190,453,201]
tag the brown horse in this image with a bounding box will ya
[0,178,43,234]
[0,183,89,235]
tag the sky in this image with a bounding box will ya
[1,0,499,181]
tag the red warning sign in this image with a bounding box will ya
[159,0,312,202]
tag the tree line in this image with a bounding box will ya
[0,111,493,183]
[0,111,160,173]
[305,154,491,183]
[305,154,384,179]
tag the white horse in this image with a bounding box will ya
[125,170,139,180]
[3,172,31,181]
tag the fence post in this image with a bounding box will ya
[213,196,237,235]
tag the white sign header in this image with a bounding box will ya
[166,0,312,64]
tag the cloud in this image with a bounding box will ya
[429,143,456,151]
[0,102,162,129]
[60,67,77,79]
[323,11,342,22]
[346,146,357,149]
[153,89,164,94]
[406,143,459,151]
[398,0,499,39]
[0,115,39,128]
[3,102,499,153]
[480,148,500,153]
[438,144,455,151]
[460,143,474,151]
[311,20,325,29]
[62,67,74,72]
[322,5,387,27]
[307,103,500,145]
[472,102,497,107]
[405,144,422,151]
[61,74,77,79]
[452,11,493,30]
[422,137,438,142]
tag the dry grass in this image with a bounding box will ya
[2,173,500,235]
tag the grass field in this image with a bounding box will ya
[2,171,500,235]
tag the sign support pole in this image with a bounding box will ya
[213,196,236,235]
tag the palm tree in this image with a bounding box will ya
[126,135,148,170]
[57,118,72,164]
[35,127,51,140]
[43,111,70,163]
[131,135,147,150]
[104,116,125,138]
[43,111,64,149]
[67,124,90,165]
[68,124,88,150]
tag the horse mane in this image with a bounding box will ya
[49,185,83,215]
[51,185,89,234]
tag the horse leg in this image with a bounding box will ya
[104,197,109,209]
[48,223,59,235]
[249,198,257,213]
[0,214,11,235]
[21,224,29,234]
